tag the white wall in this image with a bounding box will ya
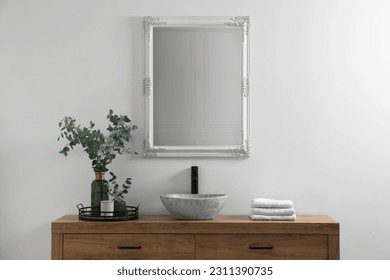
[1,0,389,259]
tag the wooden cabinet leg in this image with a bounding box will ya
[328,234,340,260]
[51,233,63,260]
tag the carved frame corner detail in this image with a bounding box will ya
[143,16,166,37]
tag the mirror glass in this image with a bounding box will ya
[143,17,250,157]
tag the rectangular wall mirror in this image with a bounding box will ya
[143,16,250,157]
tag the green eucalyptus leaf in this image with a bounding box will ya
[58,110,136,189]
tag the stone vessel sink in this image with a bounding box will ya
[160,194,228,220]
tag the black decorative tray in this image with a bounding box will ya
[77,203,139,221]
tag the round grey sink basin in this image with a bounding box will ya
[160,194,228,220]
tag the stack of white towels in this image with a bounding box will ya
[249,198,296,221]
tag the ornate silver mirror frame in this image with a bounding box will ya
[143,16,250,157]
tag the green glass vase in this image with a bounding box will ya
[114,200,127,216]
[91,171,109,214]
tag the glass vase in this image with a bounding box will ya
[91,171,109,214]
[114,200,127,216]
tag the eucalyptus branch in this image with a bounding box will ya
[108,171,132,203]
[57,109,137,172]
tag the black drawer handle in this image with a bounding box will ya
[117,245,142,250]
[249,245,274,250]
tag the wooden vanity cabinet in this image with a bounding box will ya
[52,215,339,260]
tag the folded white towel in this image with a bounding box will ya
[251,198,294,208]
[249,213,296,221]
[250,207,295,216]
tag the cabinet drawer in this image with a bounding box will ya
[63,234,194,260]
[196,234,328,260]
